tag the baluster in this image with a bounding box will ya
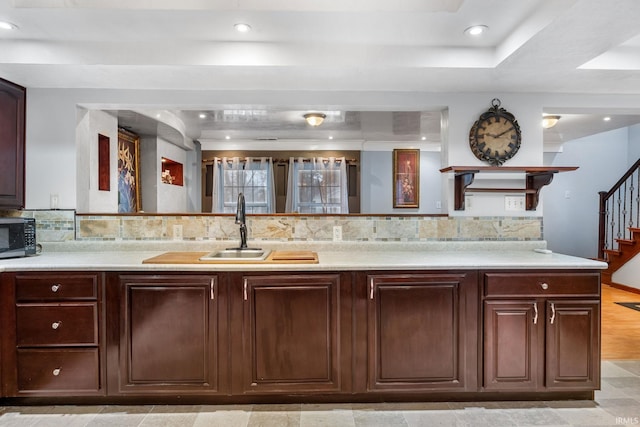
[637,168,640,230]
[623,181,628,241]
[630,178,635,236]
[609,197,614,252]
[618,188,623,240]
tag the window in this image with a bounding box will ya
[211,157,275,213]
[286,157,349,214]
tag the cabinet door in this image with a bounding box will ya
[483,300,542,390]
[367,272,477,392]
[241,274,342,394]
[545,300,600,390]
[0,78,26,209]
[115,274,222,394]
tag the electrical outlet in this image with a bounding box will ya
[173,224,183,240]
[505,196,525,211]
[435,200,442,209]
[333,225,342,242]
[465,195,472,209]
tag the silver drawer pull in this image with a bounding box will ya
[51,284,61,292]
[550,303,556,324]
[52,368,61,376]
[51,321,62,330]
[533,302,538,324]
[540,282,549,290]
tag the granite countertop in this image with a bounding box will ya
[0,241,608,272]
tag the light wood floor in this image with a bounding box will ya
[601,283,640,359]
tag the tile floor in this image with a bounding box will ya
[0,360,639,427]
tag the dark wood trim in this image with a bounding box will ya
[605,281,640,295]
[441,166,578,211]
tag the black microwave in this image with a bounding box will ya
[0,217,37,259]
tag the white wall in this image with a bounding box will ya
[157,137,188,213]
[23,88,640,216]
[543,127,630,258]
[628,123,640,166]
[75,109,119,213]
[361,150,442,214]
[139,135,189,213]
[139,136,158,212]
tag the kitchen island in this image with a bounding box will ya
[0,242,607,404]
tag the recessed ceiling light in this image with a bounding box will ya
[0,21,18,30]
[328,136,333,140]
[603,116,611,121]
[464,25,488,36]
[421,136,427,141]
[225,135,231,140]
[234,23,251,33]
[199,113,206,119]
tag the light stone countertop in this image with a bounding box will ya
[0,241,607,272]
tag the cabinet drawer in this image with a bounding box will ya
[15,274,98,301]
[16,303,98,346]
[17,348,100,392]
[484,272,600,297]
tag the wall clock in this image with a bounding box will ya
[469,98,521,166]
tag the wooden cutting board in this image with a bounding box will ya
[142,250,319,264]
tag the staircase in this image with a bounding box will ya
[599,158,640,284]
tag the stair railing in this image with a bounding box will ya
[599,158,640,260]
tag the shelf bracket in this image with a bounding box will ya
[454,171,477,210]
[525,172,555,210]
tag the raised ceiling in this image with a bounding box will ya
[2,0,640,143]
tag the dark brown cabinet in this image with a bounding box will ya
[0,267,601,402]
[482,271,600,392]
[364,272,478,392]
[108,274,226,395]
[2,272,104,396]
[238,273,348,394]
[0,77,26,209]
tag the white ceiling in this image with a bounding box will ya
[2,0,640,144]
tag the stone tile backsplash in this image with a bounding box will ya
[2,210,543,243]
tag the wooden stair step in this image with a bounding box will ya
[604,248,622,256]
[615,238,636,246]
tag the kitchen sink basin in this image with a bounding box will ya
[199,248,271,261]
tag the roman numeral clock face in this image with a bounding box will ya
[469,99,522,166]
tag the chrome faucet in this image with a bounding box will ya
[235,192,248,249]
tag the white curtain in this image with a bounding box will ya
[210,157,275,213]
[285,157,349,213]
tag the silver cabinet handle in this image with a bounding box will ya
[550,303,556,324]
[51,321,62,330]
[210,278,215,300]
[52,368,61,376]
[369,278,374,300]
[540,282,549,290]
[243,278,248,301]
[533,302,538,324]
[51,284,61,292]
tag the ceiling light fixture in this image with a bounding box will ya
[0,21,18,30]
[464,25,488,36]
[303,113,326,127]
[199,113,206,119]
[234,23,251,33]
[542,115,561,129]
[604,116,611,121]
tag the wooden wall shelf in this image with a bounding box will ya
[440,166,578,211]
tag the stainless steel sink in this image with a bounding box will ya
[199,248,271,261]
